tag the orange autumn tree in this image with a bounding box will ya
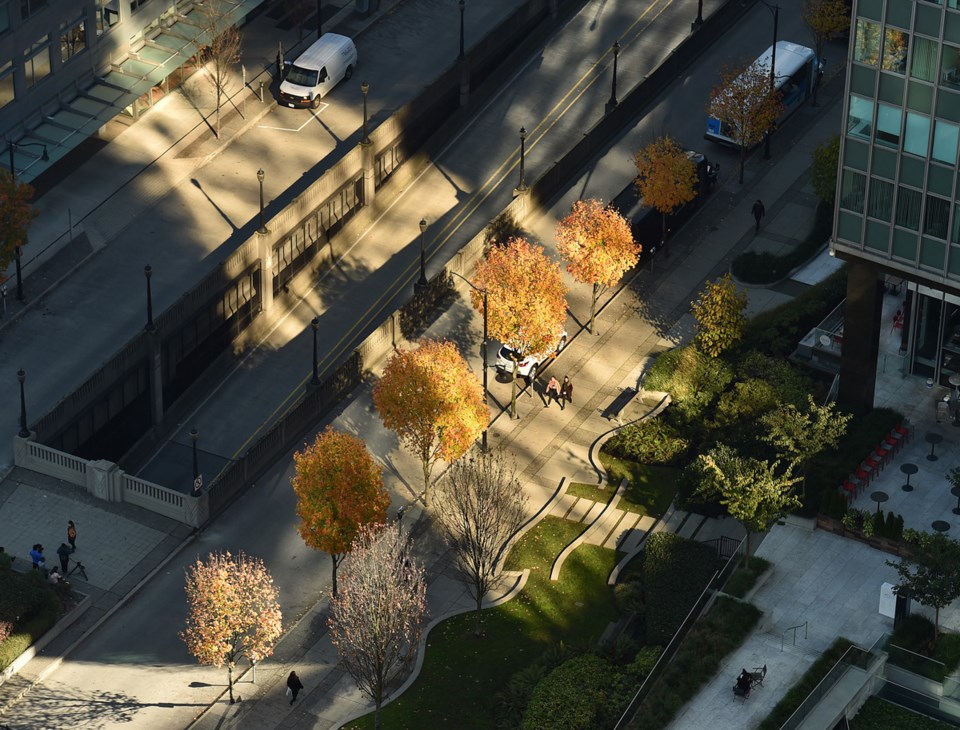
[707,59,783,183]
[634,136,698,252]
[471,238,568,418]
[373,339,486,507]
[555,199,639,335]
[291,427,389,596]
[180,551,282,705]
[0,170,39,272]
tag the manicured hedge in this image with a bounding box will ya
[758,637,854,730]
[0,568,62,672]
[629,596,762,729]
[641,533,720,644]
[731,200,833,285]
[851,696,953,729]
[740,266,848,358]
[521,654,613,730]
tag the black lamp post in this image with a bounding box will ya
[416,218,428,293]
[458,0,466,62]
[17,368,29,438]
[7,140,48,303]
[190,427,202,495]
[516,127,528,194]
[144,265,154,331]
[753,0,780,161]
[450,271,489,451]
[316,0,322,36]
[361,81,370,144]
[256,168,267,234]
[608,41,620,110]
[310,316,320,385]
[692,0,703,29]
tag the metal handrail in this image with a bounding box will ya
[782,621,808,651]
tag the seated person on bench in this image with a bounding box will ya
[734,669,751,697]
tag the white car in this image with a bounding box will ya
[495,332,568,382]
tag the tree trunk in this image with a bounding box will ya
[374,698,382,730]
[738,144,746,185]
[510,357,519,419]
[589,282,598,334]
[331,554,339,597]
[422,454,432,507]
[227,663,235,704]
[935,606,940,649]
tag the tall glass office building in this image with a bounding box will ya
[833,0,960,409]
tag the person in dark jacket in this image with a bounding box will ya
[560,376,574,411]
[57,543,72,573]
[287,670,304,704]
[751,199,765,233]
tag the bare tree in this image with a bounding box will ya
[434,450,527,636]
[198,0,242,139]
[328,522,427,729]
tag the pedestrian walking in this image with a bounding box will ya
[67,520,77,552]
[287,670,304,704]
[544,376,561,408]
[560,376,574,411]
[751,199,766,234]
[29,544,45,571]
[57,543,72,573]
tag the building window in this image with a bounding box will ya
[0,61,14,110]
[848,96,874,140]
[913,37,939,82]
[841,171,866,213]
[905,112,931,156]
[855,19,882,66]
[925,195,950,238]
[882,28,910,74]
[97,0,119,35]
[23,35,50,88]
[868,178,895,221]
[130,0,151,12]
[60,19,85,64]
[933,119,960,163]
[876,103,903,147]
[20,0,47,18]
[896,187,922,229]
[952,203,960,243]
[0,3,9,36]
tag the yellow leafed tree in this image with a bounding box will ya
[690,273,747,357]
[634,136,697,254]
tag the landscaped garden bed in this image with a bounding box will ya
[851,695,954,729]
[885,615,960,683]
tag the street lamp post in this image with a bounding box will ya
[310,316,320,386]
[753,0,780,161]
[144,265,155,331]
[17,368,29,438]
[449,271,489,452]
[416,218,428,293]
[515,126,528,194]
[190,427,202,496]
[6,140,48,303]
[692,0,703,29]
[458,0,466,62]
[257,168,267,234]
[361,81,370,144]
[608,41,620,110]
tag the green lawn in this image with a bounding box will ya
[598,453,679,517]
[566,481,615,505]
[345,516,619,729]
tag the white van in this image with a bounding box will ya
[279,33,357,109]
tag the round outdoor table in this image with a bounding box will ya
[870,491,889,515]
[932,520,951,533]
[950,373,960,387]
[926,432,943,461]
[900,463,918,492]
[952,486,960,516]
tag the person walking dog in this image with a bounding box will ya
[560,376,574,411]
[67,521,77,552]
[287,670,304,704]
[545,376,561,408]
[751,199,765,234]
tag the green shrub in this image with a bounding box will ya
[630,596,761,729]
[712,378,779,429]
[811,135,840,205]
[723,557,772,599]
[675,458,726,517]
[643,346,733,421]
[873,509,886,537]
[759,637,854,730]
[887,615,960,681]
[521,654,612,730]
[741,266,848,358]
[0,598,59,672]
[604,418,690,466]
[852,696,953,729]
[641,533,720,644]
[737,351,812,407]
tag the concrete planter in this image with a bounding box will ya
[816,514,914,557]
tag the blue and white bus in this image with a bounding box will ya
[705,41,821,147]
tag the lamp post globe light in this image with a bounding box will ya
[458,0,466,62]
[608,40,620,110]
[692,0,703,29]
[515,126,528,194]
[257,168,267,234]
[190,427,202,496]
[361,81,370,144]
[144,265,155,331]
[6,140,49,303]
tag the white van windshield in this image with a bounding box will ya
[286,65,319,87]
